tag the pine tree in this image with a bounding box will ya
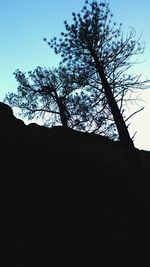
[45,0,149,172]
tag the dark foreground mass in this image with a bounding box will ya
[0,102,150,266]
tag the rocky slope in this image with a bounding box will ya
[0,102,150,266]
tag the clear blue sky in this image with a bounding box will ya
[0,0,150,149]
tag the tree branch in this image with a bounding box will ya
[22,106,60,115]
[125,107,144,122]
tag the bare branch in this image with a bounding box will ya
[125,107,144,122]
[21,106,60,115]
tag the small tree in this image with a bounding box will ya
[5,66,71,127]
[5,65,117,136]
[45,0,149,172]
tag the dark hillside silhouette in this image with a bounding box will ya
[0,102,150,266]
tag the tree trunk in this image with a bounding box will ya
[53,89,69,128]
[92,53,143,174]
[57,98,69,128]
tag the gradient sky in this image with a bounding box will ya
[0,0,150,149]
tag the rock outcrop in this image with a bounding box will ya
[0,102,150,266]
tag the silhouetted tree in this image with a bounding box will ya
[45,0,149,172]
[5,65,117,135]
[5,66,70,127]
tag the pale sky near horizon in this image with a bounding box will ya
[0,0,150,150]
